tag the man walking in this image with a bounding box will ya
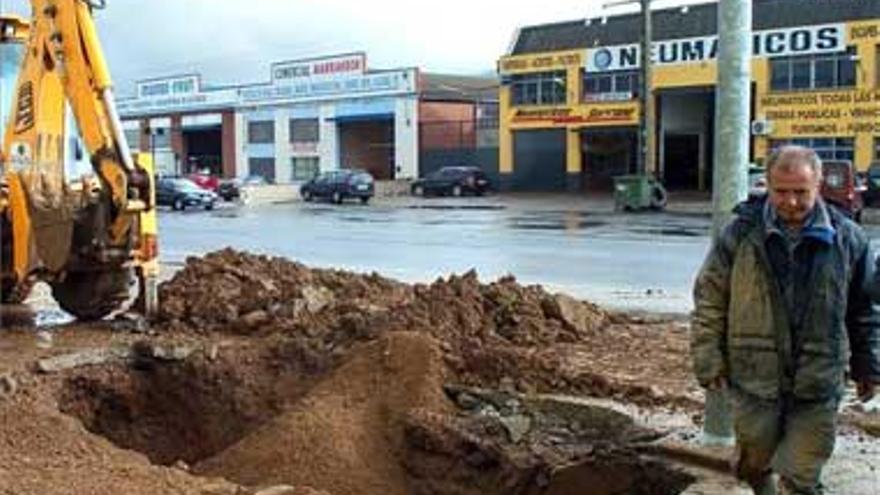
[692,145,880,494]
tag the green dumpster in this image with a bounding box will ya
[613,174,667,211]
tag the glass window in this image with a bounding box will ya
[510,71,566,106]
[791,60,812,89]
[248,157,275,182]
[124,129,141,151]
[813,58,835,88]
[769,47,858,91]
[291,156,319,180]
[837,49,857,87]
[770,58,790,90]
[248,121,275,144]
[289,118,319,143]
[769,137,854,164]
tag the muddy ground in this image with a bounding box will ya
[0,248,877,495]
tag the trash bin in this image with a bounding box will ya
[613,174,667,211]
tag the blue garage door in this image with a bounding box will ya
[512,129,566,191]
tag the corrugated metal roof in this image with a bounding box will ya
[512,0,880,55]
[420,73,499,102]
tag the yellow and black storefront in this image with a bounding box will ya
[497,0,880,192]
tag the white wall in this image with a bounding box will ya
[394,96,419,179]
[319,104,339,172]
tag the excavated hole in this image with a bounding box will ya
[53,344,697,495]
[55,347,308,467]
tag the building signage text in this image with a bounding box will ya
[272,53,366,82]
[241,71,412,104]
[512,104,637,126]
[500,52,582,73]
[585,23,844,72]
[137,76,199,99]
[759,89,880,136]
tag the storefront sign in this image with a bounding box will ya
[585,23,844,72]
[583,92,632,103]
[499,52,582,73]
[759,89,880,136]
[137,76,200,99]
[240,70,414,104]
[118,88,237,116]
[512,104,637,126]
[272,53,366,82]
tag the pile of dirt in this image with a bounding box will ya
[159,249,694,408]
[196,331,452,495]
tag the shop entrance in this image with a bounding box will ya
[182,126,223,176]
[338,117,395,180]
[581,129,637,192]
[657,88,714,191]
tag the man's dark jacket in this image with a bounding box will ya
[692,197,880,401]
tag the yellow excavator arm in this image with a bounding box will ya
[0,0,158,319]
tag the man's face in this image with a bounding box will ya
[768,162,821,228]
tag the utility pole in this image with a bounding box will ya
[639,0,653,176]
[604,0,653,176]
[705,0,752,446]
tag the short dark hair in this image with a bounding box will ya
[766,145,823,182]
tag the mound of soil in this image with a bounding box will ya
[196,331,452,495]
[158,249,694,409]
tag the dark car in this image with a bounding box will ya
[821,160,863,222]
[157,177,218,211]
[218,175,269,201]
[411,166,491,197]
[300,169,374,204]
[861,162,880,207]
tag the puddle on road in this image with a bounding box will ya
[629,227,703,237]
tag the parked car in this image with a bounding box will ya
[188,171,220,192]
[411,166,491,197]
[747,164,767,199]
[300,169,374,204]
[821,159,863,222]
[157,177,218,211]
[861,162,880,207]
[218,175,269,201]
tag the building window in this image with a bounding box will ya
[770,137,855,162]
[248,121,275,144]
[874,137,880,161]
[289,118,319,143]
[291,156,320,180]
[248,157,275,183]
[510,71,566,106]
[770,47,857,91]
[583,70,639,101]
[124,129,141,152]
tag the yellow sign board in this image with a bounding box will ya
[760,89,880,136]
[499,50,583,74]
[509,102,639,127]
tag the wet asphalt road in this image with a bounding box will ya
[157,197,880,315]
[158,197,711,314]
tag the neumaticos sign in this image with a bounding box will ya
[585,23,844,72]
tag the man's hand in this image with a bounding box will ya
[857,381,876,402]
[707,376,728,390]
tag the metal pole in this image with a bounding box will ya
[639,0,652,176]
[704,0,752,446]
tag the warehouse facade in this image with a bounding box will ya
[497,0,880,192]
[116,53,495,182]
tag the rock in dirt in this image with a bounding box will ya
[0,373,17,399]
[36,346,132,373]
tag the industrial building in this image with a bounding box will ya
[116,52,496,182]
[497,0,880,192]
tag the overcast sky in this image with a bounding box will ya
[2,0,711,96]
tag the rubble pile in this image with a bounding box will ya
[159,249,692,407]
